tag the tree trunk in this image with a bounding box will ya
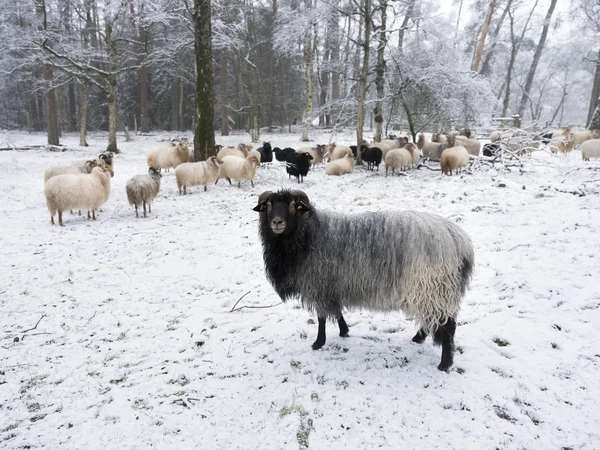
[374,0,387,142]
[471,0,495,73]
[480,0,511,76]
[356,0,371,164]
[44,64,60,145]
[171,80,179,131]
[517,0,558,120]
[68,81,77,131]
[80,82,89,146]
[179,78,184,131]
[301,3,313,142]
[587,49,600,128]
[398,0,414,52]
[105,20,118,153]
[192,0,216,161]
[590,98,600,131]
[220,50,229,136]
[329,3,340,125]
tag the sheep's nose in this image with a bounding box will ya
[271,217,284,227]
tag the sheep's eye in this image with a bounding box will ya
[267,202,272,213]
[288,202,296,214]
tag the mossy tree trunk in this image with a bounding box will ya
[374,0,387,142]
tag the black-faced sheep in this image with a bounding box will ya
[253,190,474,371]
[274,147,296,162]
[126,168,162,218]
[285,152,313,183]
[359,145,382,171]
[257,142,273,163]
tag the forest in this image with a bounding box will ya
[0,0,599,152]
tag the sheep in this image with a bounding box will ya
[550,132,575,154]
[274,147,296,162]
[405,142,420,166]
[327,143,354,161]
[147,141,189,171]
[257,142,273,163]
[45,165,112,226]
[384,148,412,175]
[126,168,162,218]
[380,136,409,149]
[217,144,248,160]
[581,139,600,161]
[454,136,481,156]
[253,189,474,371]
[285,152,313,183]
[175,156,223,194]
[440,145,470,176]
[325,153,355,176]
[296,145,327,165]
[417,133,447,161]
[483,142,501,157]
[363,140,395,159]
[573,130,593,146]
[359,145,382,171]
[490,130,514,142]
[216,154,261,187]
[44,160,96,183]
[431,133,447,144]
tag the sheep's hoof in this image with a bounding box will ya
[412,330,427,344]
[339,331,349,338]
[311,341,324,350]
[437,361,453,372]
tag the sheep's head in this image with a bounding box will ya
[253,190,311,236]
[432,133,441,143]
[209,156,224,167]
[446,134,456,147]
[248,154,261,167]
[176,142,189,155]
[316,144,327,156]
[149,167,162,178]
[399,137,409,146]
[99,153,113,166]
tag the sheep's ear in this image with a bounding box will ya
[296,201,310,212]
[253,191,273,212]
[291,190,310,211]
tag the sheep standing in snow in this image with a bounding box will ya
[45,165,112,226]
[325,153,355,176]
[216,154,261,187]
[296,145,327,165]
[359,145,382,171]
[126,168,162,218]
[581,139,600,161]
[384,148,412,175]
[440,145,470,176]
[217,144,249,160]
[253,190,474,371]
[44,160,96,183]
[147,141,189,171]
[285,152,313,183]
[455,136,481,156]
[417,133,447,161]
[274,147,296,162]
[175,156,223,194]
[550,132,575,154]
[257,142,273,163]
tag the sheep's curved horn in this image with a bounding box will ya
[253,190,273,212]
[290,190,310,210]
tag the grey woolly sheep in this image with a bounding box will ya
[253,190,474,371]
[45,166,112,226]
[175,156,223,194]
[147,141,189,171]
[126,167,162,218]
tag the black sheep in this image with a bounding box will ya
[350,145,358,157]
[360,145,383,171]
[274,147,296,162]
[285,152,313,183]
[482,142,501,157]
[257,142,273,163]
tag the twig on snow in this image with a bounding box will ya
[229,291,283,312]
[508,244,530,252]
[20,314,47,341]
[229,291,251,312]
[83,311,97,327]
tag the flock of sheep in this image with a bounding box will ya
[41,125,600,226]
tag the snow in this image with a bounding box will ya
[1,129,600,449]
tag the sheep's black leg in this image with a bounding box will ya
[412,328,427,344]
[134,204,138,218]
[312,317,327,350]
[58,211,64,227]
[437,318,456,372]
[148,202,152,213]
[143,201,147,218]
[338,315,349,338]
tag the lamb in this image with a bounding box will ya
[126,168,162,218]
[253,189,474,371]
[175,156,223,194]
[216,154,261,187]
[274,147,296,162]
[454,136,481,156]
[384,148,412,175]
[147,141,189,171]
[327,143,354,161]
[296,145,327,165]
[581,139,600,161]
[45,165,112,226]
[285,152,313,183]
[440,145,470,176]
[257,142,273,163]
[359,145,382,171]
[324,153,355,176]
[44,160,96,183]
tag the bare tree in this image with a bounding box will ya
[374,0,387,142]
[471,0,496,73]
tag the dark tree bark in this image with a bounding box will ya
[105,19,118,153]
[191,0,216,161]
[374,0,387,141]
[471,0,495,73]
[329,2,340,124]
[517,0,558,119]
[590,97,600,131]
[68,82,77,131]
[398,0,414,52]
[356,0,371,164]
[587,49,600,127]
[220,50,229,136]
[171,80,179,131]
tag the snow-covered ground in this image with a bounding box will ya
[1,130,599,449]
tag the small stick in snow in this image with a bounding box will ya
[229,291,251,312]
[18,314,47,342]
[508,244,531,252]
[83,311,97,327]
[230,301,283,313]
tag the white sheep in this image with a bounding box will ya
[126,168,162,218]
[384,148,412,175]
[296,145,327,165]
[44,166,112,226]
[363,140,395,159]
[581,139,600,161]
[327,143,353,161]
[550,131,575,154]
[44,160,96,183]
[325,153,355,176]
[440,146,469,175]
[217,144,249,160]
[147,141,189,171]
[455,136,481,156]
[216,154,261,187]
[175,156,223,194]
